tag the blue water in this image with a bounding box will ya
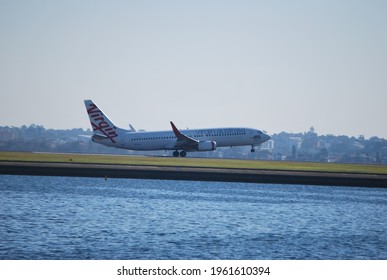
[0,175,386,260]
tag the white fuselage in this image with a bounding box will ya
[93,127,270,151]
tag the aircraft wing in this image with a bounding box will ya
[170,121,199,150]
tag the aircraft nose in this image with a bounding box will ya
[253,131,271,143]
[264,133,271,142]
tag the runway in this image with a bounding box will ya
[1,161,386,188]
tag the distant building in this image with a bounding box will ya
[289,137,302,149]
[260,140,274,152]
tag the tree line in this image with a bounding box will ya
[1,124,386,164]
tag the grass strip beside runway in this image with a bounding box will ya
[0,151,386,175]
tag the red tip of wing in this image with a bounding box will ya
[170,121,181,137]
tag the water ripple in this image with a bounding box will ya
[1,175,386,259]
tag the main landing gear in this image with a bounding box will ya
[251,146,256,153]
[173,150,186,157]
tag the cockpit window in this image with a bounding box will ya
[257,130,263,134]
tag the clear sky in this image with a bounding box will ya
[1,0,386,138]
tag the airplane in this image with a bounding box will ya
[84,100,271,157]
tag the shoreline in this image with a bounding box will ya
[1,161,386,188]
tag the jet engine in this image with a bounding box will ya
[197,141,217,151]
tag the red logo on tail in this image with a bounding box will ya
[87,103,118,143]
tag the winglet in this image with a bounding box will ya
[170,121,182,137]
[170,121,199,145]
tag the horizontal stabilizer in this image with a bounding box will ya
[91,134,109,141]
